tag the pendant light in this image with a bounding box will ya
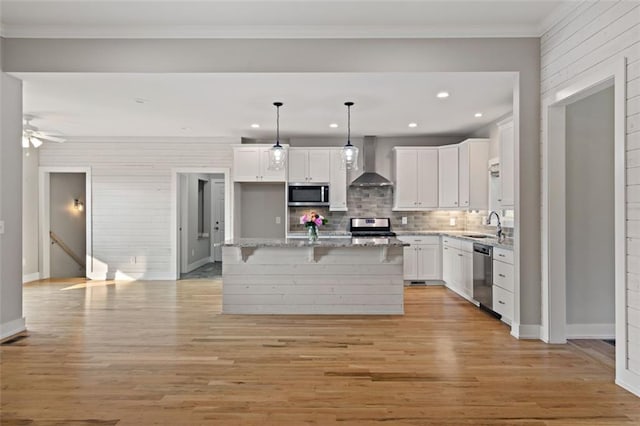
[268,102,287,171]
[341,101,359,170]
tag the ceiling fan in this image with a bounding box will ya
[22,115,66,148]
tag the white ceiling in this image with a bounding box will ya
[1,0,566,38]
[18,72,515,139]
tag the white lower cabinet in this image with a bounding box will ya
[493,247,515,324]
[399,236,441,281]
[441,237,473,299]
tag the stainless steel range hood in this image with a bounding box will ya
[350,136,393,187]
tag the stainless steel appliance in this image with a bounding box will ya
[349,217,397,238]
[473,243,498,315]
[288,183,329,206]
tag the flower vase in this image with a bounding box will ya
[307,225,319,243]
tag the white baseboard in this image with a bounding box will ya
[1,317,26,340]
[511,323,542,340]
[616,369,640,398]
[87,271,176,281]
[185,256,212,273]
[565,323,615,339]
[22,272,40,283]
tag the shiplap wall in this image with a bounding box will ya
[39,138,236,280]
[541,1,640,376]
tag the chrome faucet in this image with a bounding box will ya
[486,211,504,242]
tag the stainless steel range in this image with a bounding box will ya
[349,218,396,244]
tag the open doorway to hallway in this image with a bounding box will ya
[565,86,615,356]
[177,173,225,280]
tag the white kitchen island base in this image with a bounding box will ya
[222,239,406,315]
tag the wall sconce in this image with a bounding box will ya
[74,199,84,212]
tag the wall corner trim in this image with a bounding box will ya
[22,272,40,284]
[510,323,542,340]
[0,317,27,341]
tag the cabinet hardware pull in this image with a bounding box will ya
[458,254,463,257]
[498,300,505,304]
[499,273,506,278]
[499,254,505,257]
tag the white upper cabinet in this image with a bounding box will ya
[233,145,287,182]
[498,118,515,208]
[393,147,438,210]
[458,139,489,210]
[329,149,347,211]
[288,148,331,183]
[438,145,459,208]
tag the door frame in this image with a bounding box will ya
[210,178,225,262]
[38,166,93,279]
[541,57,638,395]
[171,167,232,279]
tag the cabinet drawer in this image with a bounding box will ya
[399,235,439,245]
[493,260,514,292]
[441,236,460,250]
[459,240,473,253]
[493,247,514,264]
[493,285,513,321]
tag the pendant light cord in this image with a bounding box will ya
[274,101,283,147]
[345,101,354,147]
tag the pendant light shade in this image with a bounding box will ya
[268,102,287,171]
[341,101,359,171]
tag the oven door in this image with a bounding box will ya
[288,184,330,206]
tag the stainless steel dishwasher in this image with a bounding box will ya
[472,243,496,313]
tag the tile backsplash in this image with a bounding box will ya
[289,186,513,236]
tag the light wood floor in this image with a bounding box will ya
[1,279,639,425]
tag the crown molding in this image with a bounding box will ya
[59,136,241,144]
[0,24,544,39]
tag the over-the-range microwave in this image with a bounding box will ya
[288,183,330,207]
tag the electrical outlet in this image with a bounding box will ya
[275,216,281,224]
[130,256,136,264]
[0,220,4,235]
[401,217,408,225]
[191,249,195,257]
[449,217,456,226]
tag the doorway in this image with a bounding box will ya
[176,172,226,279]
[542,58,639,395]
[39,167,92,279]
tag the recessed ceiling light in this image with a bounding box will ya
[436,92,450,99]
[251,123,260,128]
[474,113,483,118]
[408,123,418,128]
[329,123,339,128]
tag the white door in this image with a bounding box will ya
[395,150,419,208]
[308,150,331,182]
[233,147,261,182]
[417,149,439,208]
[499,120,515,208]
[458,142,470,208]
[403,247,418,280]
[180,174,189,273]
[212,181,225,262]
[418,245,441,280]
[442,245,453,286]
[461,251,473,297]
[438,146,459,208]
[288,149,308,182]
[260,148,287,182]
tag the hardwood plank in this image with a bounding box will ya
[1,280,639,425]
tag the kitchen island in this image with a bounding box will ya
[222,237,408,314]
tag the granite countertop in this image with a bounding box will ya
[223,237,409,248]
[394,230,514,249]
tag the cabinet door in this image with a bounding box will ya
[461,251,473,297]
[288,149,308,183]
[418,245,441,280]
[308,150,331,182]
[438,146,459,208]
[499,120,515,208]
[329,149,347,211]
[442,245,454,286]
[403,247,418,280]
[233,147,261,182]
[417,149,439,208]
[458,142,470,208]
[395,150,419,208]
[260,148,287,182]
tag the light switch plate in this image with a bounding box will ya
[0,220,4,235]
[449,217,456,226]
[401,217,408,225]
[275,216,281,224]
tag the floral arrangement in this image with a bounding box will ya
[300,211,328,228]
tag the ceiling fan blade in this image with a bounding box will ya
[34,133,66,143]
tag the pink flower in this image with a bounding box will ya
[300,214,308,224]
[314,217,322,226]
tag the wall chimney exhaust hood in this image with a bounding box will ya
[350,136,393,187]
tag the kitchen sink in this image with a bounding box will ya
[463,234,491,239]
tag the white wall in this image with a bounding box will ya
[49,172,86,278]
[0,46,25,338]
[239,183,286,238]
[22,147,39,282]
[541,0,640,378]
[565,86,615,329]
[38,138,236,280]
[186,174,210,270]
